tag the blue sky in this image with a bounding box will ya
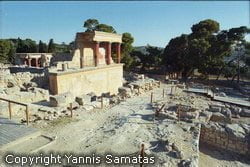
[0,1,249,47]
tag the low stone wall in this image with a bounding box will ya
[49,64,123,96]
[0,69,48,89]
[200,123,250,156]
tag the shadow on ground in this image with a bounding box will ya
[199,143,250,165]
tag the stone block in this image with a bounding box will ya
[230,106,242,115]
[210,112,229,123]
[49,92,74,107]
[101,97,110,107]
[240,108,250,117]
[209,104,222,112]
[75,94,92,105]
[87,92,97,101]
[50,95,66,107]
[225,124,246,138]
[83,105,94,111]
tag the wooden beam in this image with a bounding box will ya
[150,92,153,103]
[26,106,29,125]
[8,101,12,120]
[70,103,73,118]
[101,96,104,109]
[140,144,145,167]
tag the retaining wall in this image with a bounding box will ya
[200,123,250,156]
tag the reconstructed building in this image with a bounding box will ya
[15,53,53,68]
[49,31,123,96]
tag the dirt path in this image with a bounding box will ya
[39,90,157,153]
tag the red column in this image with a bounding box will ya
[94,42,100,66]
[106,42,112,65]
[80,45,84,68]
[116,43,121,63]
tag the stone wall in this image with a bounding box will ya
[49,64,123,96]
[0,68,48,89]
[200,123,250,156]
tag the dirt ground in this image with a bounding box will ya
[199,144,250,167]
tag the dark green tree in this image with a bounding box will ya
[83,18,117,33]
[48,39,55,53]
[16,38,37,53]
[191,19,220,38]
[0,40,15,63]
[38,40,47,53]
[163,34,191,79]
[120,32,135,70]
[245,42,250,67]
[95,24,116,33]
[83,19,99,32]
[162,19,249,81]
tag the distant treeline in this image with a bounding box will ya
[0,38,74,63]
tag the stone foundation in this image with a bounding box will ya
[200,123,250,156]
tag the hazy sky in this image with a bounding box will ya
[0,1,249,47]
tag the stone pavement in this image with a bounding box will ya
[185,88,250,107]
[0,117,40,149]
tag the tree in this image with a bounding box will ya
[16,38,37,53]
[83,19,117,33]
[163,34,191,79]
[191,19,219,38]
[121,33,134,54]
[245,42,250,67]
[145,45,163,68]
[162,19,250,81]
[83,19,99,32]
[95,24,116,33]
[48,39,55,53]
[0,40,15,63]
[120,32,135,70]
[38,40,47,53]
[189,19,220,78]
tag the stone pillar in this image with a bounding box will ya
[106,42,112,65]
[28,58,31,67]
[94,42,100,66]
[116,43,121,63]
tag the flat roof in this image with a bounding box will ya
[76,31,122,43]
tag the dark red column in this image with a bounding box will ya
[106,42,112,65]
[80,45,84,68]
[116,43,121,63]
[94,42,100,66]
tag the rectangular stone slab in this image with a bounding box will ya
[0,117,40,149]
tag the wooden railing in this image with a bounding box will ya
[0,97,30,125]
